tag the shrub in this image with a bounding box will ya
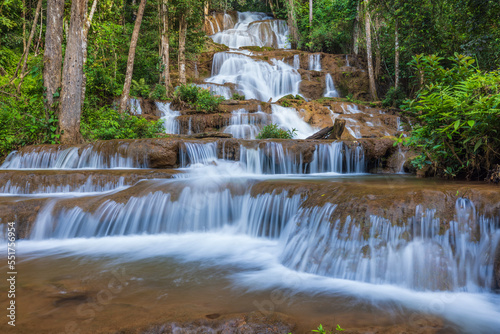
[150,84,168,100]
[382,87,406,108]
[81,106,165,140]
[404,54,500,179]
[232,92,245,100]
[256,124,297,139]
[174,84,224,112]
[131,78,150,98]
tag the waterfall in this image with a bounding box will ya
[128,98,142,115]
[293,54,300,69]
[177,141,365,175]
[0,143,148,169]
[157,102,181,135]
[324,73,339,98]
[0,176,126,194]
[223,109,268,139]
[239,142,365,175]
[345,55,350,67]
[210,12,290,49]
[28,185,304,240]
[280,199,500,292]
[308,54,321,71]
[271,104,316,138]
[206,52,301,102]
[194,83,232,99]
[180,142,218,167]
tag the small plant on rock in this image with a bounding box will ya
[256,124,297,139]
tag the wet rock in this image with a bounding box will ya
[142,312,295,334]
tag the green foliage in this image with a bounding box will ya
[232,93,245,100]
[312,324,345,333]
[174,84,224,112]
[131,78,150,98]
[404,54,500,178]
[256,124,297,139]
[81,106,165,141]
[296,0,357,53]
[382,87,406,108]
[150,84,168,100]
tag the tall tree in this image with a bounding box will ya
[364,0,378,100]
[178,11,188,84]
[309,0,313,27]
[59,0,88,144]
[81,0,99,103]
[286,0,299,49]
[161,0,170,90]
[43,0,64,114]
[11,0,43,85]
[394,19,400,89]
[120,0,147,112]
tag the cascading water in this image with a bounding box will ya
[205,52,301,102]
[210,12,289,49]
[293,54,300,69]
[0,143,148,169]
[3,10,500,333]
[309,54,322,71]
[128,98,142,115]
[223,109,268,139]
[194,83,233,99]
[179,141,365,175]
[157,102,181,134]
[324,73,339,98]
[271,104,316,138]
[280,199,500,292]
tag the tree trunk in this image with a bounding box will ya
[309,0,313,27]
[81,0,99,103]
[22,0,26,53]
[287,0,299,49]
[394,20,400,89]
[11,0,43,84]
[364,0,378,100]
[119,0,147,112]
[43,0,64,114]
[60,0,88,144]
[352,1,361,55]
[178,13,187,85]
[34,6,43,56]
[374,16,381,80]
[161,0,170,90]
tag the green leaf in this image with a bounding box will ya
[467,120,475,128]
[474,140,482,152]
[453,120,460,131]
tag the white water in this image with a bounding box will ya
[179,141,365,174]
[0,176,127,194]
[223,109,268,139]
[210,12,289,49]
[206,52,301,102]
[157,102,181,134]
[0,144,147,169]
[309,54,321,71]
[3,10,500,332]
[324,73,339,98]
[194,83,233,99]
[128,98,142,115]
[271,104,316,138]
[293,54,300,69]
